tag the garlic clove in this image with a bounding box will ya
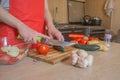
[77,49,88,58]
[86,55,94,66]
[71,52,78,65]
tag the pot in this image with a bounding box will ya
[91,17,102,26]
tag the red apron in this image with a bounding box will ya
[0,0,45,46]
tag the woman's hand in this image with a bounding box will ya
[47,25,64,41]
[44,0,64,41]
[17,23,50,43]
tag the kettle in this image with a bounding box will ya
[83,15,91,25]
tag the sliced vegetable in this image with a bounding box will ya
[0,52,18,64]
[74,44,100,51]
[53,46,65,52]
[87,40,100,45]
[96,43,108,51]
[1,46,19,57]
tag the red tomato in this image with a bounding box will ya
[78,39,87,45]
[37,44,50,55]
[32,42,41,49]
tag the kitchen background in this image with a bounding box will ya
[48,0,120,36]
[48,0,120,34]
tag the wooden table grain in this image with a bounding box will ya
[0,42,120,80]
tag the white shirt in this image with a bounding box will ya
[0,0,10,11]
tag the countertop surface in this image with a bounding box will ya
[0,42,120,80]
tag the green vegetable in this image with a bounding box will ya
[74,44,100,51]
[17,34,41,42]
[53,46,65,52]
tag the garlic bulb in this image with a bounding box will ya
[71,49,94,68]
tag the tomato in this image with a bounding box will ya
[37,44,50,55]
[0,51,18,64]
[32,42,41,49]
[78,39,87,45]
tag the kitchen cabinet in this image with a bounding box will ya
[48,0,68,24]
[68,0,85,24]
[48,0,86,24]
[56,24,106,41]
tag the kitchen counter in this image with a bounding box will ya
[0,42,120,80]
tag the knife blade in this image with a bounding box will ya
[41,38,75,46]
[48,39,75,46]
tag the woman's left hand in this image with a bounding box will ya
[47,25,64,41]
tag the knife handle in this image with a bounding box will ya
[17,34,42,42]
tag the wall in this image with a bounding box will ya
[48,0,120,35]
[85,0,111,28]
[111,0,120,34]
[85,0,120,35]
[75,0,86,2]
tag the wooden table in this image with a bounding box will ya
[0,42,120,80]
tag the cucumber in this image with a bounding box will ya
[74,44,100,51]
[53,46,65,52]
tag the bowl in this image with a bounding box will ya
[0,42,31,65]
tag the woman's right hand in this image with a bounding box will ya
[17,23,50,43]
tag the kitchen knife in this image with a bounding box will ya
[17,35,75,46]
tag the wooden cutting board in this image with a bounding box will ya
[28,46,76,64]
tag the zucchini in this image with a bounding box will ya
[53,46,65,52]
[74,44,100,51]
